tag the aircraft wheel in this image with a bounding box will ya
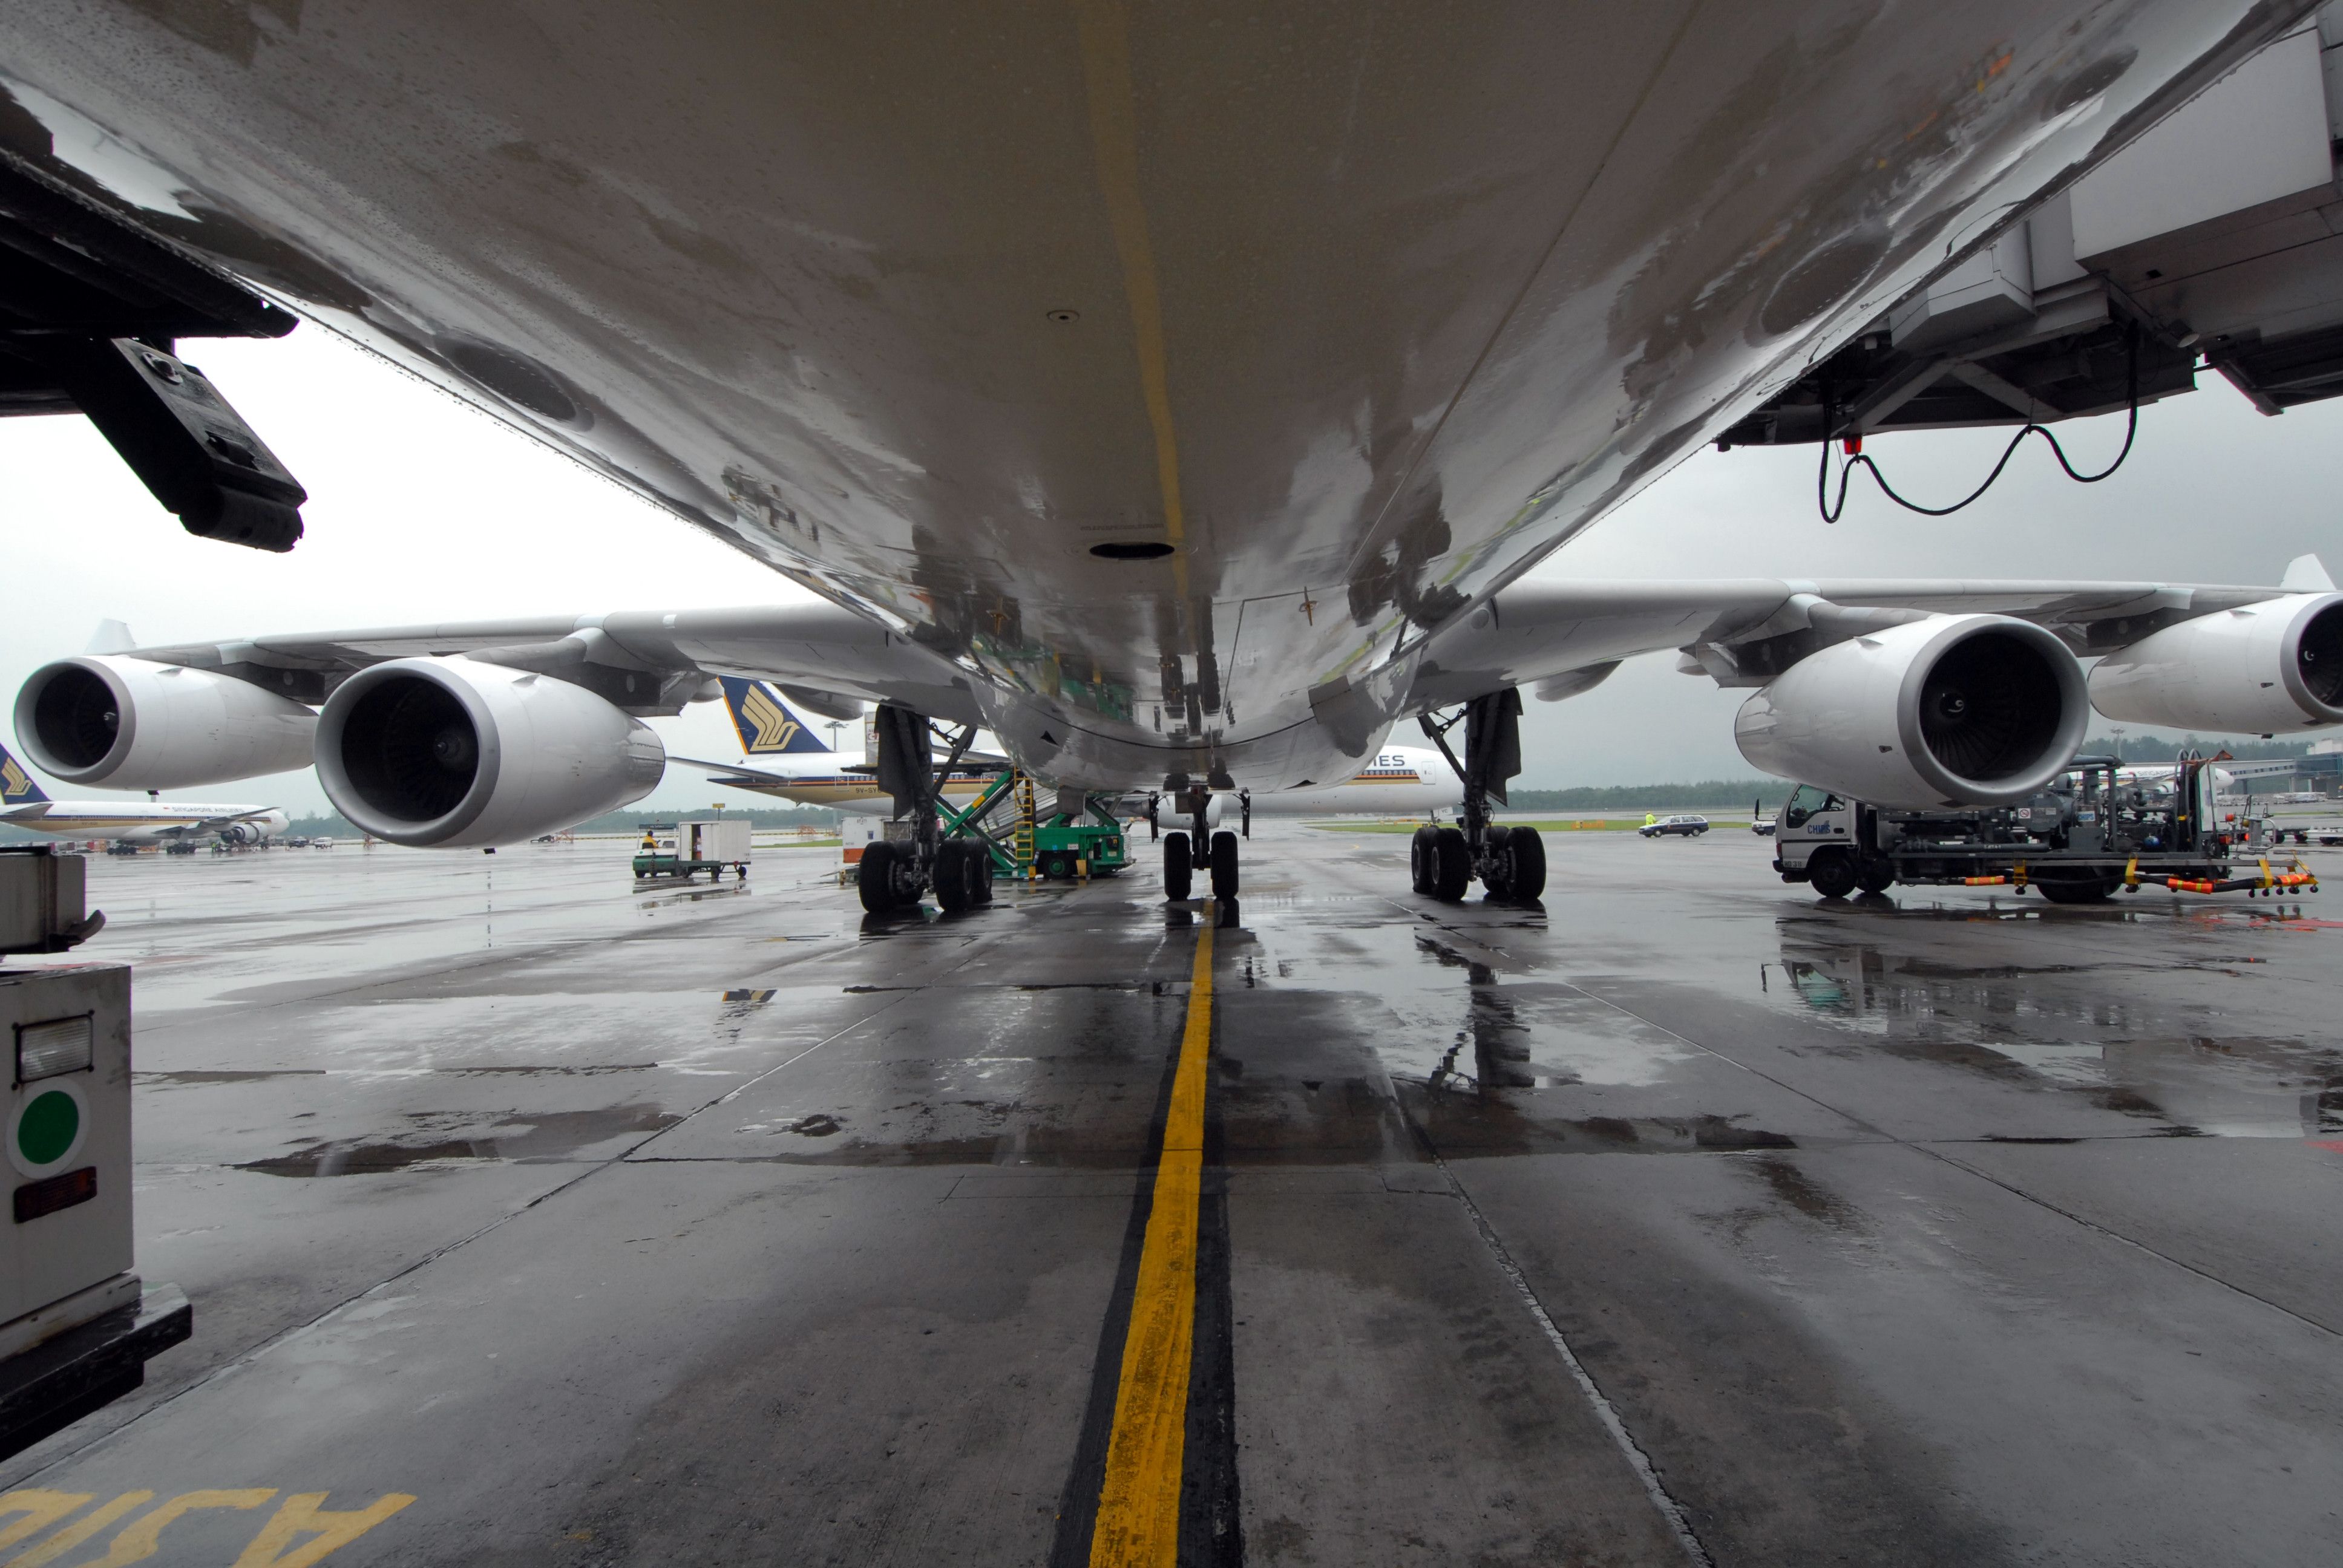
[1210,831,1239,898]
[1480,825,1513,899]
[1507,826,1547,901]
[1807,850,1859,900]
[1432,826,1471,902]
[1164,831,1193,900]
[936,841,972,912]
[1410,825,1440,894]
[975,852,996,904]
[1855,858,1896,896]
[858,841,900,913]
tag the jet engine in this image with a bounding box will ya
[14,655,316,789]
[315,656,666,848]
[2088,593,2343,735]
[1734,615,2089,809]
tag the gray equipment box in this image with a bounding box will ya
[2,963,134,1339]
[0,847,102,955]
[0,857,189,1459]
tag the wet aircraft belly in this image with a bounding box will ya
[0,2,2303,786]
[10,832,2340,1564]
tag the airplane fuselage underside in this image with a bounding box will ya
[0,2,2307,792]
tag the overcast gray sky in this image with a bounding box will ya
[2,327,2339,812]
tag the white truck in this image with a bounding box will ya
[1772,756,2318,904]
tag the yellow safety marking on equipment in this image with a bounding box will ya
[228,1492,415,1568]
[2123,856,2139,890]
[1070,0,1191,600]
[1088,918,1214,1568]
[0,1490,410,1568]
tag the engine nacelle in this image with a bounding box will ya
[14,656,316,789]
[315,656,665,848]
[1734,615,2089,808]
[2088,593,2343,735]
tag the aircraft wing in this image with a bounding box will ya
[122,603,985,724]
[1408,566,2334,710]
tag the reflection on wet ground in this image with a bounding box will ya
[4,832,2339,1565]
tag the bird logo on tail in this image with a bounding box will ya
[719,678,833,755]
[0,745,51,805]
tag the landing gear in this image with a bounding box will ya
[1210,831,1239,898]
[934,839,991,912]
[1160,790,1239,900]
[855,704,992,915]
[1416,689,1546,903]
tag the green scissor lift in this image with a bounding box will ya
[937,771,1127,882]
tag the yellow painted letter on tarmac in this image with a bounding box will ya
[230,1493,416,1568]
[1,1493,150,1568]
[0,1496,92,1555]
[64,1490,275,1567]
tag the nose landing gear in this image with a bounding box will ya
[1161,789,1240,900]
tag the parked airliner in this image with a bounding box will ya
[1,744,286,846]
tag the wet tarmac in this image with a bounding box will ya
[2,828,2340,1565]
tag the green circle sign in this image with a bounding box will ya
[17,1089,79,1167]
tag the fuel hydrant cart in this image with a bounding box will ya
[0,846,188,1459]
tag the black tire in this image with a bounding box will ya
[1411,825,1440,894]
[1041,851,1073,881]
[1808,851,1860,900]
[1432,826,1471,901]
[1507,826,1547,901]
[1481,826,1514,899]
[1164,831,1193,900]
[936,841,972,912]
[1210,830,1239,898]
[2034,872,2118,905]
[975,853,996,904]
[858,841,900,914]
[1855,859,1896,896]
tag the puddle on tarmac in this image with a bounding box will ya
[1769,923,2343,1137]
[237,1103,680,1175]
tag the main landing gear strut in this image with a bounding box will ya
[1161,787,1239,901]
[1412,689,1547,903]
[857,704,997,915]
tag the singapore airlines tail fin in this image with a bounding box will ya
[719,678,834,756]
[0,744,53,810]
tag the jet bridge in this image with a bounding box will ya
[1722,12,2343,446]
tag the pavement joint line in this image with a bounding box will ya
[1351,852,2343,1344]
[1331,876,1714,1562]
[1084,911,1214,1568]
[8,902,975,1485]
[1417,1127,1715,1567]
[1555,973,2343,1342]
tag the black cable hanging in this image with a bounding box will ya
[1818,322,2141,522]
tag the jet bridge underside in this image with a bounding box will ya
[1721,14,2343,442]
